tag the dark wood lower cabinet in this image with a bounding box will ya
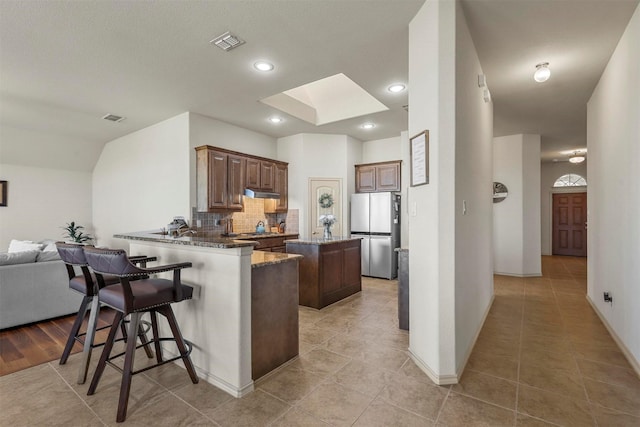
[251,259,299,380]
[286,239,362,309]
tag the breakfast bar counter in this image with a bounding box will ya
[286,236,362,309]
[115,230,302,397]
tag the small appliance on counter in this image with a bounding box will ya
[167,216,189,237]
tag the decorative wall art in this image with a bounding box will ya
[410,130,429,186]
[493,182,508,203]
[0,181,7,207]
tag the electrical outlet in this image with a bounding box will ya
[410,202,417,217]
[196,219,202,227]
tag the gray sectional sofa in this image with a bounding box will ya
[0,259,82,329]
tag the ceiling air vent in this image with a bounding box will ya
[210,31,245,51]
[102,114,125,123]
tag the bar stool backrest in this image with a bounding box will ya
[56,242,96,295]
[83,247,147,278]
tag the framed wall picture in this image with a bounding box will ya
[410,130,429,186]
[0,181,7,207]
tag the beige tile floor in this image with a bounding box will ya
[1,256,639,426]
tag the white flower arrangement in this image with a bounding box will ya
[319,214,337,226]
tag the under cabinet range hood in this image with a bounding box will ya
[244,188,280,199]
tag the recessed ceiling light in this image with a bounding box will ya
[254,61,274,72]
[534,62,551,83]
[361,123,375,130]
[268,116,283,124]
[388,84,406,93]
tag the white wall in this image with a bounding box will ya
[453,0,494,372]
[587,4,640,369]
[277,134,362,237]
[540,161,587,255]
[0,164,93,250]
[408,0,458,383]
[493,134,541,276]
[0,125,103,172]
[522,134,541,274]
[92,113,191,248]
[362,136,402,163]
[188,112,277,208]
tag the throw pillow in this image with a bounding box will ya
[8,239,44,253]
[0,250,40,266]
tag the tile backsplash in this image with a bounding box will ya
[191,199,299,235]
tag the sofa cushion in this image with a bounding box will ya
[8,239,44,253]
[0,250,40,266]
[36,250,62,262]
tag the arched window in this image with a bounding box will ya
[553,174,587,187]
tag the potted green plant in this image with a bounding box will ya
[62,221,93,244]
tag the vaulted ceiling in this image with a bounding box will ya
[1,0,637,169]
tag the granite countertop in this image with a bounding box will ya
[114,230,258,249]
[284,236,362,245]
[251,251,303,268]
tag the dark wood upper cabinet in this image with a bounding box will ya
[197,148,228,212]
[227,154,246,210]
[355,160,401,193]
[246,158,275,191]
[260,161,275,191]
[355,165,376,192]
[246,158,261,189]
[264,163,288,213]
[196,145,288,212]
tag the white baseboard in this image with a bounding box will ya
[586,296,640,377]
[456,294,495,378]
[493,271,542,278]
[407,348,458,385]
[161,348,254,398]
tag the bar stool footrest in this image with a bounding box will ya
[105,338,194,376]
[73,319,152,349]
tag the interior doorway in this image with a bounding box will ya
[552,192,587,257]
[308,178,342,237]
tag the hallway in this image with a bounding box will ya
[467,256,640,425]
[1,256,638,425]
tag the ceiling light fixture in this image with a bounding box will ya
[361,123,375,130]
[268,116,283,124]
[388,83,406,93]
[569,151,585,163]
[254,61,274,72]
[534,62,551,83]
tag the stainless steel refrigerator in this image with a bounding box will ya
[350,192,401,279]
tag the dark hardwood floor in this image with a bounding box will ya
[0,308,116,376]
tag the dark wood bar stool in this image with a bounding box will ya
[55,242,156,384]
[83,246,199,423]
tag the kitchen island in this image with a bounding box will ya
[115,230,301,397]
[285,236,362,309]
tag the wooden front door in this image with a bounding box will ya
[552,193,587,257]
